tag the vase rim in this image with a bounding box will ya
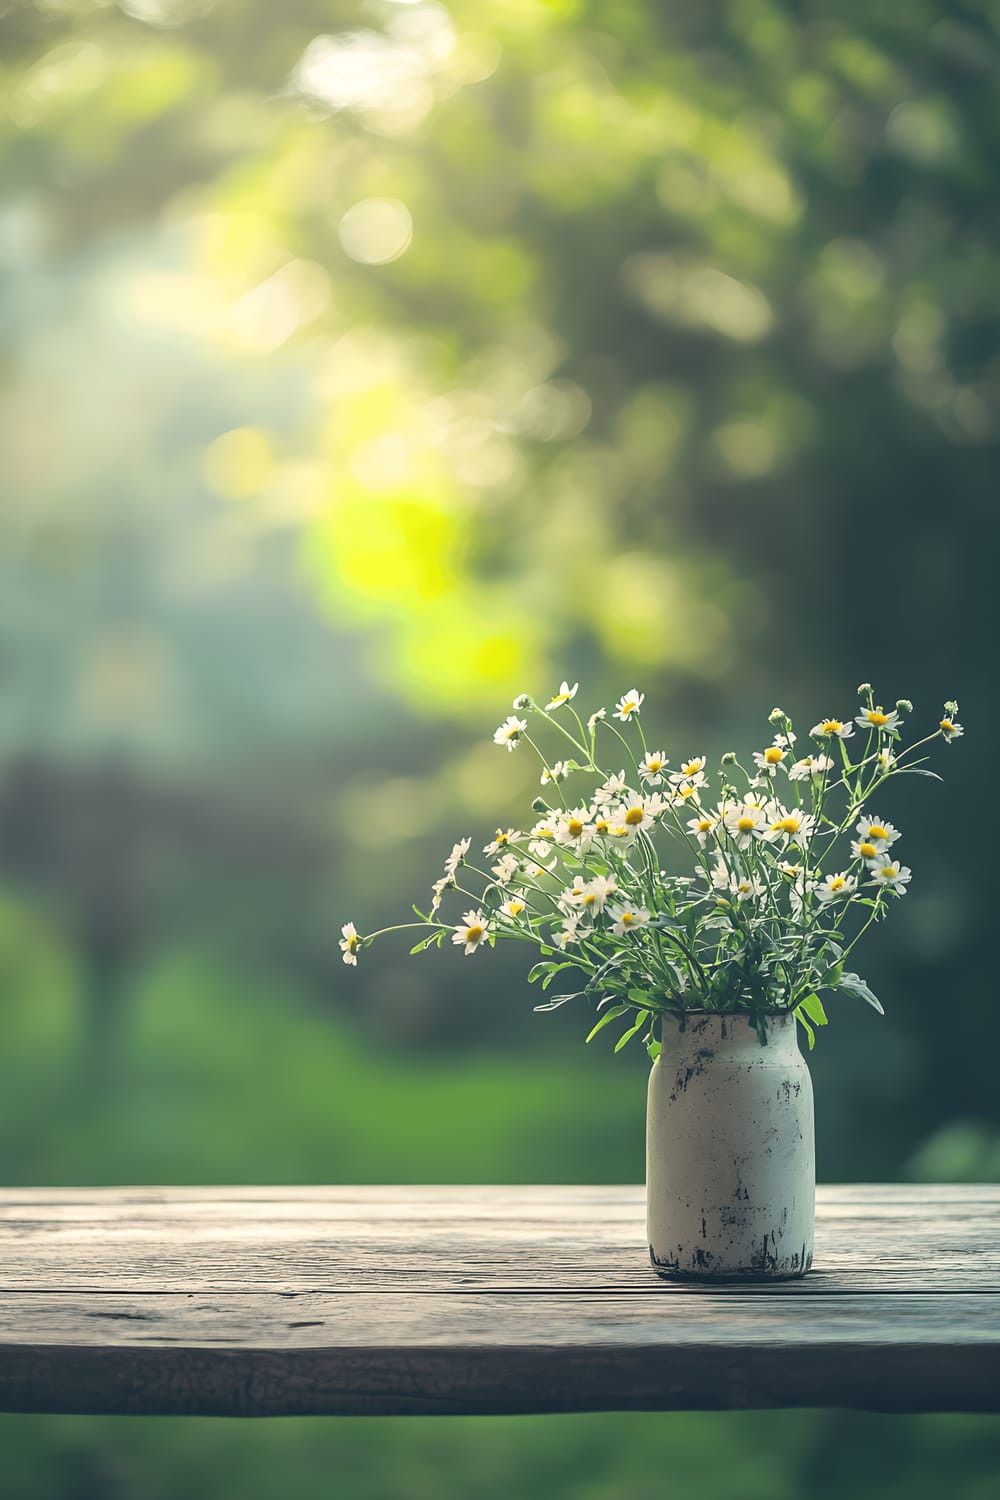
[666,1007,794,1019]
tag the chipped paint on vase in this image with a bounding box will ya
[646,1011,815,1281]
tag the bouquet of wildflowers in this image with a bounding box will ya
[343,684,963,1053]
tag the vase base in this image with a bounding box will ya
[649,1248,813,1283]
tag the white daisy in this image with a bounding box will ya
[875,749,897,772]
[788,754,834,781]
[687,811,719,846]
[557,877,587,914]
[939,715,964,743]
[810,718,854,740]
[613,688,644,722]
[613,793,668,835]
[483,828,521,857]
[729,871,766,903]
[854,814,901,849]
[608,903,650,936]
[444,838,471,878]
[723,801,768,848]
[765,806,816,848]
[339,921,361,966]
[815,872,857,903]
[850,838,882,865]
[639,750,670,785]
[491,853,520,886]
[546,680,579,710]
[528,831,559,859]
[774,732,797,748]
[855,705,901,734]
[707,855,730,890]
[493,715,527,751]
[590,808,614,837]
[555,914,583,948]
[671,778,705,807]
[752,744,787,776]
[498,896,528,921]
[592,770,629,806]
[870,860,912,894]
[540,760,570,785]
[556,808,594,852]
[587,707,607,732]
[430,875,452,912]
[451,908,490,955]
[576,875,617,915]
[671,756,706,784]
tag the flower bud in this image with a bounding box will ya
[856,682,872,695]
[721,751,737,764]
[895,699,913,714]
[512,693,531,710]
[944,699,959,716]
[531,796,548,813]
[768,707,786,723]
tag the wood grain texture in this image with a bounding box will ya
[0,1185,997,1416]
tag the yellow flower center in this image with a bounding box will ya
[866,709,889,726]
[736,815,756,832]
[624,806,645,826]
[858,842,877,859]
[775,816,799,834]
[822,721,842,734]
[764,747,784,764]
[697,818,713,832]
[830,877,845,891]
[465,925,484,942]
[676,784,696,800]
[536,827,555,840]
[867,825,888,841]
[495,831,508,845]
[582,892,597,906]
[880,866,897,880]
[620,702,636,716]
[347,934,358,951]
[620,911,635,925]
[567,817,585,837]
[647,757,662,771]
[594,817,610,834]
[681,760,701,776]
[940,719,954,733]
[507,902,524,917]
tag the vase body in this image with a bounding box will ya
[646,1011,814,1280]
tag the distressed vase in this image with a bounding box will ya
[646,1011,814,1280]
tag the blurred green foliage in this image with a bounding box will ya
[1,0,999,1495]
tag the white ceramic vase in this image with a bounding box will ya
[646,1010,814,1280]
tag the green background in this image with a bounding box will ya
[1,0,998,1494]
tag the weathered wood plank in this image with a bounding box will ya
[0,1186,996,1296]
[0,1186,997,1415]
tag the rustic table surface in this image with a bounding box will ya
[0,1184,997,1417]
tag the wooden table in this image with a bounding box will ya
[1,1185,997,1416]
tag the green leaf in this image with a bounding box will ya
[799,992,828,1027]
[646,1038,662,1061]
[533,991,585,1013]
[527,962,555,985]
[626,987,651,1005]
[833,971,885,1015]
[409,936,437,954]
[614,1010,650,1053]
[412,905,430,920]
[542,961,579,990]
[585,1004,628,1043]
[794,1006,816,1050]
